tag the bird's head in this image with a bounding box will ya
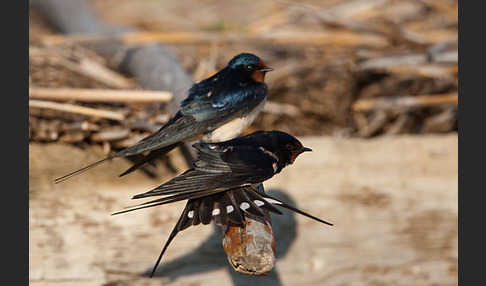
[227,53,273,82]
[272,131,312,165]
[246,130,312,166]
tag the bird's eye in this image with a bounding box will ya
[245,65,253,71]
[286,143,294,150]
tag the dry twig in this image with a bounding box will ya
[30,47,135,89]
[29,99,125,121]
[264,101,301,116]
[352,93,458,112]
[90,128,131,142]
[29,87,172,103]
[40,31,389,48]
[358,110,388,137]
[57,57,136,89]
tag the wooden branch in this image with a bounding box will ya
[358,52,458,78]
[323,0,389,19]
[58,56,136,89]
[40,30,389,48]
[421,107,457,133]
[386,113,413,135]
[263,101,301,116]
[111,134,148,148]
[247,10,289,34]
[222,216,276,275]
[59,131,87,143]
[29,99,125,121]
[359,54,428,70]
[360,61,457,78]
[383,64,456,78]
[387,64,457,78]
[428,41,458,64]
[61,121,100,132]
[90,128,131,142]
[358,110,388,137]
[30,46,136,89]
[29,87,173,103]
[352,93,458,112]
[419,0,458,18]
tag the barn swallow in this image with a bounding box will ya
[112,130,333,277]
[54,53,273,183]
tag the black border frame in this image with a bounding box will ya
[9,0,29,285]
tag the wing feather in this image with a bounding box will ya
[132,143,276,199]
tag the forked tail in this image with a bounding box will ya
[54,156,113,184]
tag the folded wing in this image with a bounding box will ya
[131,142,276,199]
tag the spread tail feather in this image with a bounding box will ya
[111,189,226,216]
[113,187,333,226]
[263,193,334,226]
[149,211,185,277]
[113,186,333,277]
[126,187,282,277]
[54,156,114,184]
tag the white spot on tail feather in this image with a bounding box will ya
[240,202,250,210]
[212,208,220,216]
[264,198,282,205]
[226,205,234,213]
[187,210,194,218]
[254,200,264,206]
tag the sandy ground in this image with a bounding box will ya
[29,134,457,286]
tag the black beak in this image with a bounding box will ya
[301,147,312,152]
[259,66,274,72]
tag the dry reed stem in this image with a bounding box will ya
[29,87,172,103]
[29,99,125,121]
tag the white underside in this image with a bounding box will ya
[203,99,266,142]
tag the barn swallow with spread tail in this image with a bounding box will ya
[112,130,333,277]
[54,53,273,183]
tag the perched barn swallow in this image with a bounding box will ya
[54,53,273,183]
[112,130,333,277]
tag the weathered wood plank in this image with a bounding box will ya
[29,134,457,286]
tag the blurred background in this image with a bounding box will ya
[29,0,457,285]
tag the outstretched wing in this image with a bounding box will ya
[131,142,276,199]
